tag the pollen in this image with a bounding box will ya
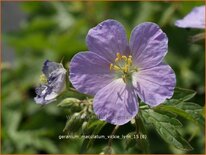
[39,74,47,83]
[110,53,133,73]
[109,53,136,83]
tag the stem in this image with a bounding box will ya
[135,114,149,153]
[189,32,205,42]
[135,116,140,134]
[68,87,79,93]
[108,125,119,147]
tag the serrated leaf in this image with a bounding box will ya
[176,102,204,127]
[80,120,106,153]
[176,102,202,111]
[141,109,193,151]
[155,103,204,127]
[172,87,196,102]
[148,110,182,128]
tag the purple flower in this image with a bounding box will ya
[69,20,176,125]
[34,60,67,104]
[175,5,205,29]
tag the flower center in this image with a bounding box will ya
[110,52,138,83]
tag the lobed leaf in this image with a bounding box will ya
[168,87,196,103]
[141,109,193,151]
[155,102,204,127]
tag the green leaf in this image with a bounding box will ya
[176,102,202,112]
[166,87,196,104]
[141,109,193,151]
[80,120,106,153]
[148,109,183,128]
[155,103,204,127]
[176,102,204,127]
[124,132,137,150]
[63,112,84,133]
[124,115,150,153]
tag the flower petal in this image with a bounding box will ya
[69,52,115,96]
[86,19,128,62]
[35,61,67,104]
[175,6,205,29]
[34,84,57,104]
[129,22,168,69]
[42,60,63,78]
[132,63,176,107]
[93,79,138,125]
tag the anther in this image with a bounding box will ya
[113,65,120,71]
[115,58,119,63]
[116,53,121,59]
[124,65,129,73]
[121,56,127,61]
[110,64,114,71]
[40,74,47,83]
[128,56,132,66]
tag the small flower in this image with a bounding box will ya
[69,19,176,125]
[175,5,205,29]
[34,60,67,104]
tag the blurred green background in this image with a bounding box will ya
[1,1,205,154]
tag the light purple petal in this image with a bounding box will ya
[175,5,205,29]
[42,60,63,78]
[34,61,66,105]
[132,63,176,107]
[93,79,138,125]
[69,52,115,96]
[86,19,128,62]
[129,22,168,69]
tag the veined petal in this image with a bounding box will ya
[129,22,168,69]
[69,52,115,96]
[175,5,205,29]
[132,63,176,107]
[86,19,128,62]
[34,67,67,104]
[42,60,63,78]
[93,79,138,125]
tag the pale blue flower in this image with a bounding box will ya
[34,60,67,104]
[69,20,176,125]
[175,5,205,29]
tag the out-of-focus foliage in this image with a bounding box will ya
[2,1,205,154]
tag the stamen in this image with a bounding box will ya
[128,55,132,66]
[124,65,129,73]
[122,75,126,83]
[110,53,136,83]
[116,53,121,60]
[121,56,127,61]
[113,65,120,71]
[40,74,47,83]
[115,58,119,63]
[110,64,114,71]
